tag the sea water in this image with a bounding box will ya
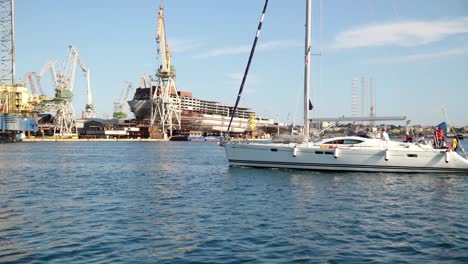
[0,141,467,263]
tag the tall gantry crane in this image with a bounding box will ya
[37,58,75,136]
[0,0,39,138]
[0,0,14,114]
[37,45,94,136]
[151,0,181,136]
[0,0,14,86]
[113,81,134,119]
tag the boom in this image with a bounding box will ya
[113,81,134,119]
[20,71,44,98]
[156,1,172,76]
[63,45,94,117]
[38,60,59,91]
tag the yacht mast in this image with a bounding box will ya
[303,0,311,139]
[226,0,269,134]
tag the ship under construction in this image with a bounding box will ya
[128,87,274,133]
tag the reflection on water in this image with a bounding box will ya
[0,141,467,263]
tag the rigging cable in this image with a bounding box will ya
[227,0,269,133]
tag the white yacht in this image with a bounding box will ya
[225,136,468,173]
[223,0,468,173]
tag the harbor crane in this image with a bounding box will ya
[151,0,181,136]
[113,81,134,119]
[63,45,95,119]
[36,45,94,136]
[20,71,44,104]
[140,73,153,89]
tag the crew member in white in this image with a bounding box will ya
[381,128,390,141]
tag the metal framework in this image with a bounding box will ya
[20,71,44,103]
[361,77,367,118]
[351,78,358,117]
[37,46,93,136]
[151,1,181,136]
[113,81,134,119]
[369,78,376,126]
[0,0,14,85]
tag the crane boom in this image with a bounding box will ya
[38,60,59,90]
[85,69,92,107]
[113,81,134,119]
[156,1,172,75]
[139,73,153,89]
[20,71,47,103]
[63,45,94,118]
[124,81,134,103]
[65,46,89,93]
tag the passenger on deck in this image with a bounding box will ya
[451,136,459,151]
[381,128,390,141]
[417,133,426,144]
[434,127,444,148]
[405,132,413,143]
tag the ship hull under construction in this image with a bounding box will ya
[128,98,272,133]
[128,88,273,133]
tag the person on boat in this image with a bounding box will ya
[417,133,426,144]
[451,136,459,151]
[404,132,413,143]
[434,127,444,148]
[381,128,390,141]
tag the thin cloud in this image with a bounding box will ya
[368,46,468,63]
[226,72,244,81]
[333,17,468,49]
[194,40,301,58]
[226,72,257,95]
[169,39,203,52]
[202,46,250,58]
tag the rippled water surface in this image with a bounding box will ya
[1,141,467,263]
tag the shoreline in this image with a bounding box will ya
[22,138,169,142]
[21,138,271,143]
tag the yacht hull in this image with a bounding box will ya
[224,143,468,173]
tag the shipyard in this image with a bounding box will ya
[0,0,287,143]
[1,1,467,143]
[2,0,468,263]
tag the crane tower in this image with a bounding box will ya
[0,0,14,85]
[151,1,181,136]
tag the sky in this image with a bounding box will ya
[14,0,468,125]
